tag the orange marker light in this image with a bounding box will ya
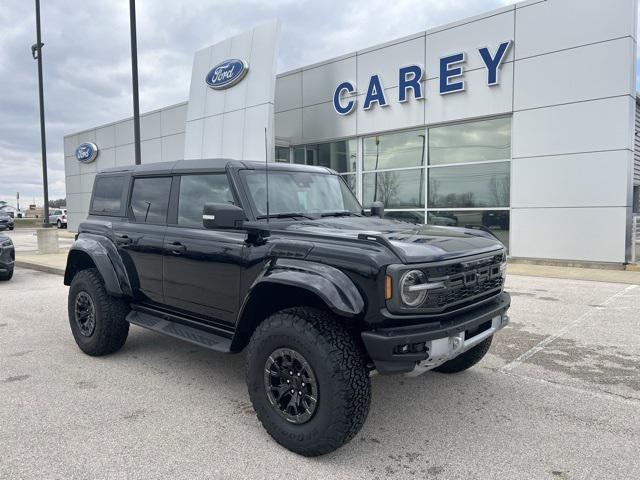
[385,275,392,300]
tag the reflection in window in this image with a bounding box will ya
[275,146,290,163]
[428,162,509,208]
[427,210,509,247]
[341,174,356,194]
[130,177,172,224]
[178,175,235,228]
[429,117,511,165]
[293,147,305,164]
[91,176,124,214]
[363,169,424,208]
[363,130,425,171]
[303,139,357,173]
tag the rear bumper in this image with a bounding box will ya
[361,292,511,375]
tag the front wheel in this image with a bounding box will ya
[68,268,130,356]
[433,336,493,373]
[246,307,371,457]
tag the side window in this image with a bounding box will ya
[91,176,125,215]
[130,177,172,224]
[177,174,234,228]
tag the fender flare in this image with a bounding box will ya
[64,234,132,297]
[241,258,365,319]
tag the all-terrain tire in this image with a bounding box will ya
[246,307,371,456]
[433,336,493,373]
[0,268,13,281]
[68,268,130,356]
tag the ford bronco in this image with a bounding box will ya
[64,159,510,456]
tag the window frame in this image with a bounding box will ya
[127,175,173,226]
[89,174,128,217]
[168,172,239,229]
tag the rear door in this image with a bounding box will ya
[162,172,245,324]
[112,175,172,305]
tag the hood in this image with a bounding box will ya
[279,216,505,263]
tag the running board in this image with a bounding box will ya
[126,310,232,353]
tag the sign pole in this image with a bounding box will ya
[33,0,50,226]
[129,0,141,165]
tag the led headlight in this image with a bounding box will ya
[399,269,428,307]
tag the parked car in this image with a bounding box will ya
[49,208,68,228]
[0,233,15,281]
[0,211,14,230]
[64,159,510,456]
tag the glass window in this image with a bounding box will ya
[240,170,361,217]
[178,175,235,228]
[304,139,357,173]
[428,162,509,208]
[275,146,290,163]
[429,117,511,165]
[427,210,509,247]
[385,211,425,225]
[130,177,171,224]
[363,169,424,209]
[91,176,125,215]
[363,130,425,171]
[341,174,356,194]
[293,147,305,164]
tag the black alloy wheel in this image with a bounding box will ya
[264,348,318,424]
[74,291,96,337]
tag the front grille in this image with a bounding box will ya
[418,253,504,312]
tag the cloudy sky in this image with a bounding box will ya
[0,0,637,207]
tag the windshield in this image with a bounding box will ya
[240,169,362,218]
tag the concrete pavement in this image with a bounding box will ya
[1,268,639,479]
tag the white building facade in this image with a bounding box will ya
[64,0,639,264]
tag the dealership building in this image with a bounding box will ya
[64,0,639,265]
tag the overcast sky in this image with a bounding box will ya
[0,0,637,207]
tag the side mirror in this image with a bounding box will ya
[370,201,384,218]
[202,203,245,229]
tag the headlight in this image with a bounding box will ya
[399,269,428,307]
[1,240,11,248]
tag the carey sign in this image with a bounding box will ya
[75,142,99,163]
[205,59,249,90]
[333,41,512,115]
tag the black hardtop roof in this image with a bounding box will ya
[98,159,334,176]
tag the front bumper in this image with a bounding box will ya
[361,292,511,375]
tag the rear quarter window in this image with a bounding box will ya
[91,176,126,215]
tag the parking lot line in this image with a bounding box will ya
[500,283,638,373]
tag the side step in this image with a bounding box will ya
[126,310,232,353]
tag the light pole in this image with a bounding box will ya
[129,0,141,165]
[32,0,50,226]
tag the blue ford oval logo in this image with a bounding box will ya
[205,59,249,90]
[75,142,98,163]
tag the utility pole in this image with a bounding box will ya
[32,0,50,226]
[129,0,141,165]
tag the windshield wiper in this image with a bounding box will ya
[256,212,317,220]
[320,211,362,217]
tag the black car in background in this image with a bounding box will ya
[0,233,15,281]
[0,211,14,230]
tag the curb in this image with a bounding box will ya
[15,260,65,276]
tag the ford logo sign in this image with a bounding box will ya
[205,59,249,90]
[75,142,99,163]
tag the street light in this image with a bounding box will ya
[32,0,50,227]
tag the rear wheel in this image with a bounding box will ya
[433,336,493,373]
[246,307,371,456]
[57,220,62,229]
[68,268,130,356]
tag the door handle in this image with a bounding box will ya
[115,234,132,245]
[168,241,186,255]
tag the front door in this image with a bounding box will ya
[162,173,244,324]
[113,175,172,305]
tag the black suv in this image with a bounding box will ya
[64,159,510,456]
[0,211,14,231]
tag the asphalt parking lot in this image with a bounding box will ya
[1,268,639,479]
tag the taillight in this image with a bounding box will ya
[62,215,66,219]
